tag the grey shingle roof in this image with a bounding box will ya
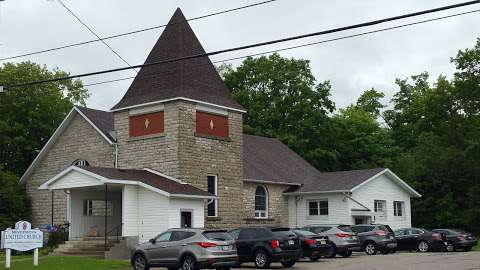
[78,108,386,193]
[111,8,244,111]
[80,166,212,197]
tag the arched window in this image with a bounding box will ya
[255,186,268,218]
[72,159,89,167]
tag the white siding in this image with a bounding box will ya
[288,193,351,227]
[50,170,102,189]
[69,189,122,238]
[122,185,139,237]
[137,187,170,243]
[168,198,205,229]
[351,174,412,230]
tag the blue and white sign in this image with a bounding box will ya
[2,221,43,251]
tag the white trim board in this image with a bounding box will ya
[19,107,115,184]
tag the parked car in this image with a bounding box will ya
[432,229,478,252]
[351,224,397,255]
[394,228,448,252]
[301,224,361,258]
[228,227,301,268]
[131,228,237,270]
[292,229,331,261]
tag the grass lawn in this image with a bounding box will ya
[0,255,130,270]
[473,244,480,252]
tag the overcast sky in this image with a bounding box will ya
[0,0,479,111]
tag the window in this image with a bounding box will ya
[155,231,172,242]
[254,186,268,218]
[207,175,218,217]
[73,159,89,167]
[393,201,404,217]
[374,200,386,218]
[170,231,195,241]
[83,200,113,216]
[307,200,328,216]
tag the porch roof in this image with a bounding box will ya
[39,166,214,199]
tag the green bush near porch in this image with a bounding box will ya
[0,255,130,270]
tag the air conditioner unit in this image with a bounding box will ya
[0,86,5,93]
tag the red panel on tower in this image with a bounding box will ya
[129,111,164,137]
[196,111,229,138]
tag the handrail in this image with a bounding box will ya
[106,223,123,244]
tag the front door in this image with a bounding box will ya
[354,216,369,225]
[180,211,192,228]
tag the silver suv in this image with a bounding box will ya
[131,229,237,270]
[302,224,361,258]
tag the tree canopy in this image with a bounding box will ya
[222,39,480,233]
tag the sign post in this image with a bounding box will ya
[1,221,43,268]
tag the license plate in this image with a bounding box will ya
[390,236,394,239]
[320,240,326,245]
[352,236,357,240]
[222,246,230,251]
[288,240,294,245]
[444,242,448,246]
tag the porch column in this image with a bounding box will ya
[51,190,54,226]
[104,184,108,251]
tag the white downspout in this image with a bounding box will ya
[114,143,118,168]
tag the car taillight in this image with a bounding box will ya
[374,230,387,237]
[457,235,466,241]
[196,242,218,248]
[335,233,352,238]
[432,233,442,240]
[304,239,316,245]
[271,240,280,249]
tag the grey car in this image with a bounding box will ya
[302,224,361,258]
[131,229,238,270]
[351,224,397,255]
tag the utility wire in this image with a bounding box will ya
[83,8,480,87]
[0,0,278,61]
[56,0,137,74]
[4,0,480,89]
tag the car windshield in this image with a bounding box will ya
[307,226,331,233]
[337,225,353,233]
[203,231,233,241]
[293,230,317,236]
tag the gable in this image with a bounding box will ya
[19,107,114,184]
[46,170,103,189]
[351,169,421,198]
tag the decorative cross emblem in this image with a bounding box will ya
[144,118,150,129]
[209,120,214,130]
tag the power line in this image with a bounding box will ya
[4,0,480,89]
[0,0,278,61]
[82,8,480,88]
[56,0,137,74]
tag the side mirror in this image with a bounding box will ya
[149,238,156,244]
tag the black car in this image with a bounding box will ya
[432,229,478,252]
[394,228,447,252]
[292,229,331,261]
[351,224,397,255]
[229,227,301,268]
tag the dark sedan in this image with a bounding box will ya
[432,229,478,252]
[394,228,447,252]
[292,229,331,261]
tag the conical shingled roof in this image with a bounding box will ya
[111,8,244,111]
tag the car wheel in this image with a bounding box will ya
[446,242,455,252]
[418,241,429,253]
[132,253,150,270]
[180,255,198,270]
[280,260,296,268]
[340,251,352,258]
[326,245,337,258]
[308,253,321,261]
[365,243,378,255]
[254,250,271,269]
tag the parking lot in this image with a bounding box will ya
[234,252,480,270]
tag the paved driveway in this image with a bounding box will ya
[237,252,480,270]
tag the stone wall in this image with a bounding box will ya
[242,182,291,227]
[26,113,114,228]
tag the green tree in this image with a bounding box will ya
[0,61,89,176]
[0,168,31,229]
[222,53,339,171]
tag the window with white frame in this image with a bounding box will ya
[72,159,89,167]
[254,186,268,218]
[207,175,218,217]
[374,200,387,217]
[83,200,113,216]
[308,200,328,216]
[393,201,404,217]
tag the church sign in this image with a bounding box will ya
[1,221,43,268]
